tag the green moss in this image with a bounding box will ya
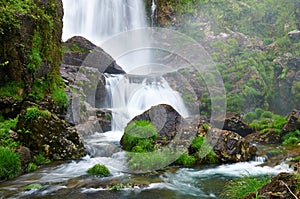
[87,164,110,176]
[175,153,196,166]
[24,106,50,120]
[122,120,158,152]
[0,81,24,100]
[24,183,43,191]
[0,146,21,180]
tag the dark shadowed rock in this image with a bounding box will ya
[96,109,112,132]
[283,109,300,132]
[206,128,257,163]
[222,114,253,137]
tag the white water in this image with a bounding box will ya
[105,74,189,131]
[63,0,147,45]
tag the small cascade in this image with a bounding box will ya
[151,0,157,26]
[254,155,268,163]
[104,74,189,131]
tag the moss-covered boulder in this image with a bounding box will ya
[16,103,86,160]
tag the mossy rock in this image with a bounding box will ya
[87,164,110,177]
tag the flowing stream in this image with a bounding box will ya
[0,1,293,198]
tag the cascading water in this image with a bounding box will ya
[105,74,189,131]
[63,0,189,133]
[62,0,147,45]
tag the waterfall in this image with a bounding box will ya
[62,0,147,45]
[63,0,189,132]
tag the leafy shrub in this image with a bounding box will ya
[0,147,21,180]
[222,175,272,199]
[34,154,51,165]
[283,130,300,146]
[24,106,50,120]
[87,164,110,176]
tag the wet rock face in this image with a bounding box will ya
[17,104,86,160]
[207,128,257,163]
[222,114,253,137]
[245,172,300,199]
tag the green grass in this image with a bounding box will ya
[0,146,21,180]
[222,175,272,199]
[87,164,110,176]
[175,153,196,166]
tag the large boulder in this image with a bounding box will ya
[17,103,86,160]
[206,128,257,163]
[62,36,125,74]
[125,104,184,141]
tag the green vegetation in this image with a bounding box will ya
[34,154,51,165]
[0,81,23,100]
[127,148,178,171]
[176,135,217,167]
[24,106,51,120]
[0,146,21,180]
[122,120,158,152]
[243,108,287,135]
[0,117,20,148]
[283,130,300,147]
[27,162,38,172]
[222,175,272,199]
[87,164,110,176]
[0,0,68,109]
[175,153,196,166]
[24,183,43,191]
